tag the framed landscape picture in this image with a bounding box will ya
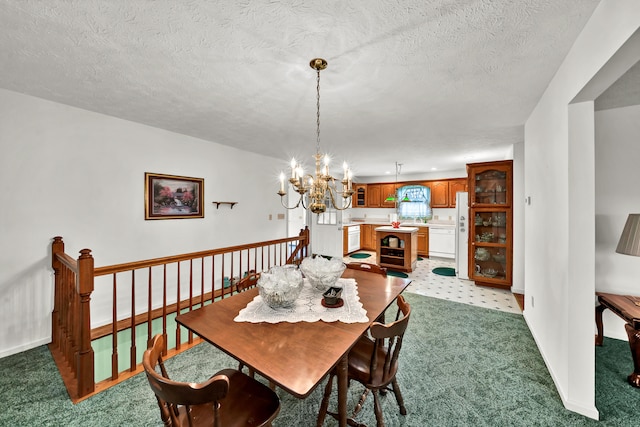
[145,172,204,220]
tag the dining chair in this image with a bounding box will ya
[143,334,280,427]
[234,269,260,293]
[316,294,411,427]
[346,261,388,324]
[346,262,387,277]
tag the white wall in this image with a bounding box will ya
[0,89,287,358]
[511,142,525,295]
[595,104,640,339]
[523,1,640,419]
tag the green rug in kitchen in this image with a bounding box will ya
[350,253,371,259]
[432,267,456,276]
[387,270,409,278]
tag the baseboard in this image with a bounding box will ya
[0,337,51,359]
[522,312,600,420]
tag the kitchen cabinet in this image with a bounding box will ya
[360,224,377,251]
[467,160,513,289]
[366,184,382,208]
[448,179,468,207]
[430,181,449,208]
[353,184,367,208]
[375,227,418,272]
[380,183,397,208]
[343,227,348,255]
[417,228,429,257]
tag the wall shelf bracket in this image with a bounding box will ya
[212,201,237,209]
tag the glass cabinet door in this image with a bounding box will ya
[470,209,510,283]
[469,165,511,207]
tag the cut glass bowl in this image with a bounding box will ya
[299,256,346,292]
[257,265,304,309]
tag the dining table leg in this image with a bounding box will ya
[337,353,348,427]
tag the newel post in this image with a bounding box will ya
[51,236,64,347]
[301,226,310,257]
[77,248,95,397]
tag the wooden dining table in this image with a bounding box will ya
[175,268,411,426]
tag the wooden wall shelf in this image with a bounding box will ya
[212,202,237,209]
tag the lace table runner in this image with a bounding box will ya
[234,278,369,323]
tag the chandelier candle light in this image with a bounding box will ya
[278,58,354,214]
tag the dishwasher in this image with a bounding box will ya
[346,225,361,253]
[429,227,455,259]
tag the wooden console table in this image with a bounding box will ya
[595,292,640,387]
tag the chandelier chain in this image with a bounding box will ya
[316,69,321,154]
[277,58,353,214]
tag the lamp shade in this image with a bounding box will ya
[616,214,640,257]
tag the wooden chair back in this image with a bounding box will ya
[367,294,411,386]
[235,269,260,293]
[346,262,387,277]
[143,334,280,427]
[317,295,411,426]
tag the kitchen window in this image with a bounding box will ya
[397,185,431,221]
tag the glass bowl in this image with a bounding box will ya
[257,265,304,309]
[299,256,346,292]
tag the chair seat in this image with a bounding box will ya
[215,369,281,427]
[143,334,280,427]
[348,336,398,388]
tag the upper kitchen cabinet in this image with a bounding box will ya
[448,179,468,207]
[353,184,367,208]
[380,183,397,208]
[430,181,449,208]
[366,184,382,207]
[467,160,512,207]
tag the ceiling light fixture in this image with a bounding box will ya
[278,58,353,214]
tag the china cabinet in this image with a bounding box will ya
[467,160,513,289]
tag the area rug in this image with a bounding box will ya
[350,253,371,259]
[387,270,409,278]
[432,267,456,276]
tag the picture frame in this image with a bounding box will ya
[145,172,204,220]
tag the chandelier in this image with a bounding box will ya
[278,58,354,214]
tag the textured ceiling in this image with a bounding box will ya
[0,0,602,177]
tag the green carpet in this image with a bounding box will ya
[1,294,638,426]
[432,267,456,276]
[387,270,409,278]
[350,253,371,259]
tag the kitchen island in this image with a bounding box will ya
[375,226,418,272]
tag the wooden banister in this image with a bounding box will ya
[49,227,310,402]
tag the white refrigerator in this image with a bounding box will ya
[455,192,469,279]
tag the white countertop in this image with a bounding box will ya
[374,226,419,233]
[346,220,454,229]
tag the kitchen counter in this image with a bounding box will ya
[374,226,419,233]
[348,220,454,229]
[375,227,418,272]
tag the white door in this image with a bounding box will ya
[309,208,343,259]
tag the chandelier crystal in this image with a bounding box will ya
[278,58,354,214]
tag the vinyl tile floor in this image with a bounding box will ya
[344,251,522,315]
